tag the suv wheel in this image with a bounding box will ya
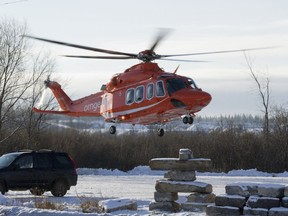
[51,180,68,197]
[30,188,45,196]
[0,182,6,195]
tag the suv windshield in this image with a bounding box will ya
[166,78,188,95]
[0,154,19,168]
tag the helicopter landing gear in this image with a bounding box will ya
[157,128,164,137]
[109,125,116,135]
[183,116,194,125]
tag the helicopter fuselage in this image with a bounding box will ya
[34,62,211,127]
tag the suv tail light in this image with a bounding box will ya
[68,155,77,175]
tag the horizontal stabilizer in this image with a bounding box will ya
[33,107,70,115]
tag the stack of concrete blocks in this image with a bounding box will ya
[149,148,215,213]
[206,182,288,216]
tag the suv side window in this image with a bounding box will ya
[14,155,33,169]
[35,154,53,169]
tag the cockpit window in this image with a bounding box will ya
[188,78,199,89]
[166,78,188,95]
[156,81,165,97]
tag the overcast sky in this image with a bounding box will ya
[1,0,288,116]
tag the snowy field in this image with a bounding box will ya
[1,166,288,215]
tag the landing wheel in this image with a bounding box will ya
[188,117,194,124]
[109,125,116,134]
[157,128,164,137]
[183,116,189,124]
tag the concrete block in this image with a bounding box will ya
[149,158,212,171]
[258,184,285,198]
[206,204,241,216]
[149,201,180,212]
[155,179,212,193]
[181,202,209,212]
[154,192,178,202]
[282,197,288,208]
[243,206,268,216]
[284,185,288,197]
[179,148,193,160]
[269,207,288,216]
[247,196,280,209]
[98,198,137,213]
[226,182,258,197]
[215,194,247,208]
[187,192,215,203]
[164,170,196,181]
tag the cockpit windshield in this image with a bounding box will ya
[166,78,188,95]
[188,78,199,89]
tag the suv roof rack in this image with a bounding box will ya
[38,149,54,152]
[17,149,54,153]
[18,149,33,152]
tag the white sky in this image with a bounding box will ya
[1,0,288,116]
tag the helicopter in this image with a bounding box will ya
[25,32,270,136]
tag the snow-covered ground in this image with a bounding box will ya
[1,166,288,215]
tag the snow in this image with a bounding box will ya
[0,166,288,215]
[80,166,288,177]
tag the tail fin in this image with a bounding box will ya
[45,80,72,111]
[33,79,73,115]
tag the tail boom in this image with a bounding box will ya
[33,80,104,117]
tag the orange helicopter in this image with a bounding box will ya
[26,32,269,136]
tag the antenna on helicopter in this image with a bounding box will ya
[173,65,180,74]
[44,75,51,88]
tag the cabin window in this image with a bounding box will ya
[156,80,165,97]
[126,88,134,105]
[146,83,154,100]
[135,86,144,103]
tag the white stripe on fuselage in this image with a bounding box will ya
[101,98,169,119]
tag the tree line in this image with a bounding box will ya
[2,108,288,173]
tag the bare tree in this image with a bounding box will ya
[21,53,55,146]
[0,18,55,144]
[244,53,270,135]
[270,106,288,170]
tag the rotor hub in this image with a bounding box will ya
[137,50,158,62]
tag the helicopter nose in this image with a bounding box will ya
[170,89,212,109]
[197,91,212,107]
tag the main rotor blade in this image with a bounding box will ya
[159,47,276,58]
[62,55,135,59]
[24,35,137,57]
[158,58,209,62]
[149,29,171,52]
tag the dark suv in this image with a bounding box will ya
[0,150,77,197]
